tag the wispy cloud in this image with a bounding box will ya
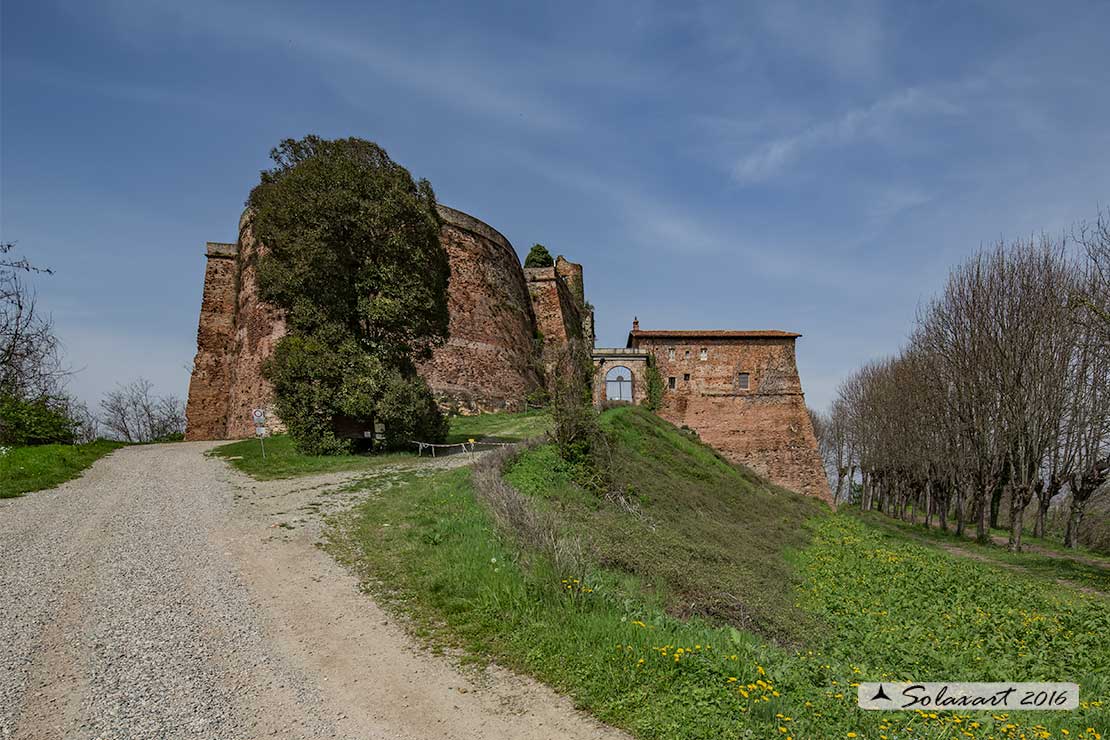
[733,88,963,183]
[82,0,588,133]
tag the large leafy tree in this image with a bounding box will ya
[249,136,450,453]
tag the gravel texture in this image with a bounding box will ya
[0,442,627,740]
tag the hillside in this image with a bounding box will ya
[330,406,1109,740]
[505,406,827,643]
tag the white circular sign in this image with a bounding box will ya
[252,408,266,422]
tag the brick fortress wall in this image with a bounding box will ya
[626,330,832,503]
[185,205,552,439]
[417,205,542,414]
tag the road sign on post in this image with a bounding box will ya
[251,409,267,459]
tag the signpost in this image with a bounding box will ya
[252,408,267,459]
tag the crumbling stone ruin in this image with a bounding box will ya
[185,203,830,502]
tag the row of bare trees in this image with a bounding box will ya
[815,211,1110,552]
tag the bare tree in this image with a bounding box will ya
[1,243,66,399]
[833,215,1110,553]
[100,378,186,443]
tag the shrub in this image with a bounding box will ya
[643,362,664,411]
[377,372,448,450]
[524,243,554,268]
[546,339,614,494]
[266,330,445,454]
[0,394,76,445]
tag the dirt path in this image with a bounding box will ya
[0,442,628,740]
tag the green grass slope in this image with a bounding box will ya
[0,440,125,497]
[506,406,827,643]
[331,405,1108,739]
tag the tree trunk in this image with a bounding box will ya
[989,481,1004,531]
[954,486,965,537]
[976,487,991,545]
[1064,495,1086,549]
[924,480,933,529]
[1007,486,1030,553]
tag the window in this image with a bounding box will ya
[668,376,676,389]
[605,366,633,402]
[683,373,690,382]
[699,348,708,361]
[684,349,690,360]
[667,347,675,361]
[738,372,750,390]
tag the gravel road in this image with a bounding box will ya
[0,442,627,740]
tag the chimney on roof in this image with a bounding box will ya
[632,317,640,331]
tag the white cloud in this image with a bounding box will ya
[733,87,962,182]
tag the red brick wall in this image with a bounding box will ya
[417,206,542,413]
[184,205,544,438]
[183,243,238,440]
[525,266,582,346]
[223,216,287,439]
[630,335,831,502]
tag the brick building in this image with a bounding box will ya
[185,198,828,502]
[592,319,831,502]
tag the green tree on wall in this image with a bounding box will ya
[250,136,450,454]
[524,243,554,268]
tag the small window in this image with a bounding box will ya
[699,348,708,361]
[668,376,676,390]
[683,373,690,382]
[667,347,675,361]
[738,372,750,390]
[684,349,690,360]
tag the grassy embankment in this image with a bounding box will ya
[330,406,1108,740]
[0,440,126,498]
[210,409,552,480]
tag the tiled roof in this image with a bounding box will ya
[629,329,801,339]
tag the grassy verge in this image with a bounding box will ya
[208,434,414,480]
[860,512,1110,593]
[212,410,551,480]
[0,440,126,497]
[445,409,551,443]
[329,406,1108,739]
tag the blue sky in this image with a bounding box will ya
[3,0,1109,412]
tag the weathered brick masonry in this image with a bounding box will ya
[185,198,828,502]
[593,323,832,503]
[417,205,542,413]
[186,205,553,440]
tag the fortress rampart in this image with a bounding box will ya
[185,196,828,502]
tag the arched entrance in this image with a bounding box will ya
[605,365,633,402]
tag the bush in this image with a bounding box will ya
[524,243,554,268]
[0,394,76,445]
[643,362,664,411]
[377,373,448,450]
[266,329,446,455]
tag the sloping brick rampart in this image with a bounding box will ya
[417,205,541,413]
